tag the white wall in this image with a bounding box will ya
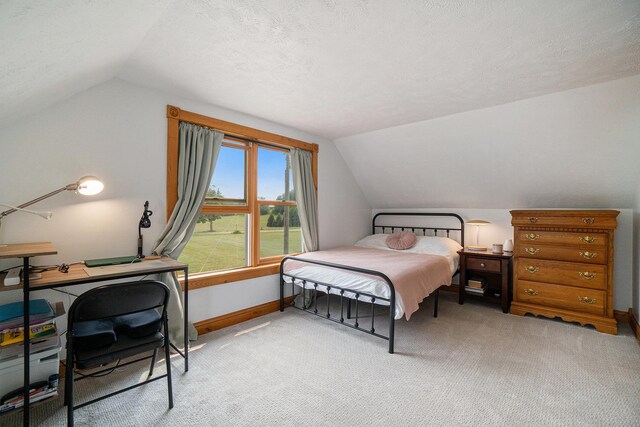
[0,79,371,321]
[334,75,640,311]
[335,75,640,210]
[373,208,633,311]
[634,178,640,317]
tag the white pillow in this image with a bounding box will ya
[354,234,462,274]
[355,234,462,255]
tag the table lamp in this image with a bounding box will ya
[467,219,490,251]
[0,176,104,222]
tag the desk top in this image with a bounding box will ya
[0,257,187,292]
[0,242,57,259]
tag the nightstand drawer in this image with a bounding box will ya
[517,244,606,265]
[516,280,605,316]
[516,259,607,290]
[466,257,501,273]
[516,231,607,248]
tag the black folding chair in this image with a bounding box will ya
[64,280,173,425]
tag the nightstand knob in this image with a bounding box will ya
[480,263,486,268]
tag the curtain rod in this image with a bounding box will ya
[222,133,291,152]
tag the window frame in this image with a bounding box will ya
[166,105,318,289]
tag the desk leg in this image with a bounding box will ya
[184,267,188,372]
[22,256,30,427]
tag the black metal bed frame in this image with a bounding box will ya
[280,212,464,353]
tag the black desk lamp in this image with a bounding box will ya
[137,201,153,258]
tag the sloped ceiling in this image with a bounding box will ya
[1,0,640,138]
[0,0,172,127]
[335,75,640,209]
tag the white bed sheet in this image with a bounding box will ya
[283,235,461,320]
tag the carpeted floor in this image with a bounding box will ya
[5,292,640,426]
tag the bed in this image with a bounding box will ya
[279,212,464,353]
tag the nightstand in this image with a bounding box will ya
[458,248,513,313]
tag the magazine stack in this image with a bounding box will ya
[0,299,62,414]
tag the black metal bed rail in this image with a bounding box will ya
[280,256,397,353]
[372,212,465,244]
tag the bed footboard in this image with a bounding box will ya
[280,256,397,353]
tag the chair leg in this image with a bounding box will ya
[163,317,174,409]
[66,363,74,426]
[148,348,158,378]
[433,288,439,318]
[64,343,73,406]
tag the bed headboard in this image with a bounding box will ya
[372,212,465,247]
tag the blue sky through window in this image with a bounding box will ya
[210,145,291,201]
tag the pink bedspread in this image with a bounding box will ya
[283,246,452,320]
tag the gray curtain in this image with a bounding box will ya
[290,148,319,252]
[153,122,223,347]
[290,148,319,308]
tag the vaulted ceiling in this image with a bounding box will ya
[1,0,639,138]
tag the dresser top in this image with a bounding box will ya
[510,210,619,217]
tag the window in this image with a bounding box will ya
[166,106,318,289]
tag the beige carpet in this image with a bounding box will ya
[4,292,640,426]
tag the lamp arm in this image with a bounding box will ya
[0,185,72,218]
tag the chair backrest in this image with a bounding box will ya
[68,280,169,323]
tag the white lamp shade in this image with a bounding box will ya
[76,176,104,196]
[467,219,490,226]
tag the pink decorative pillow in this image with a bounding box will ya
[385,231,417,250]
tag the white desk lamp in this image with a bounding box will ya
[467,219,490,251]
[0,176,104,223]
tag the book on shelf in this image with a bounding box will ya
[467,278,485,289]
[0,334,60,361]
[0,375,59,414]
[465,285,487,295]
[0,320,57,347]
[0,299,54,327]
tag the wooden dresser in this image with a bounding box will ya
[510,210,619,334]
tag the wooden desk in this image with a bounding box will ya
[0,244,189,426]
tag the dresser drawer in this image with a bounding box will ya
[512,213,618,229]
[516,244,606,265]
[516,259,607,290]
[516,280,605,316]
[466,257,501,273]
[516,231,607,248]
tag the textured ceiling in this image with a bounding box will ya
[1,0,640,138]
[0,0,172,127]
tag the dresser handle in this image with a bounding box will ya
[524,247,540,255]
[525,266,539,273]
[578,296,596,304]
[528,217,538,224]
[579,251,597,260]
[524,288,538,296]
[579,271,596,280]
[480,263,486,268]
[582,217,595,225]
[524,233,540,241]
[579,236,597,244]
